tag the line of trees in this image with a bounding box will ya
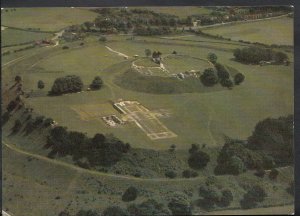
[233,47,288,64]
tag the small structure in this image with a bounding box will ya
[102,115,124,127]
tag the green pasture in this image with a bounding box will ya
[202,17,294,45]
[1,34,292,150]
[1,28,52,47]
[134,6,213,18]
[1,7,98,31]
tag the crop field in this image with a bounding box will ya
[202,17,293,45]
[1,28,53,47]
[1,8,98,31]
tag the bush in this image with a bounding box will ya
[90,76,103,90]
[234,73,245,85]
[168,192,192,216]
[37,80,45,89]
[2,112,11,126]
[165,170,177,178]
[50,75,83,95]
[7,100,18,112]
[44,118,54,127]
[122,186,138,202]
[99,36,107,42]
[102,206,129,216]
[269,168,279,180]
[220,78,234,88]
[254,167,266,178]
[182,169,198,178]
[188,150,210,170]
[128,199,171,216]
[12,120,22,133]
[15,75,22,83]
[240,185,267,209]
[215,63,229,80]
[200,68,218,86]
[207,53,217,64]
[217,189,233,207]
[76,210,100,216]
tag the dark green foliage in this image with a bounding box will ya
[76,210,100,216]
[50,75,83,95]
[168,192,192,216]
[58,211,71,216]
[122,186,138,202]
[215,139,274,175]
[269,168,279,180]
[165,170,177,178]
[217,189,233,207]
[134,26,171,36]
[12,120,22,133]
[247,115,293,165]
[220,78,234,88]
[47,126,71,156]
[7,100,18,112]
[43,118,54,127]
[2,112,11,126]
[254,167,266,178]
[215,63,229,80]
[182,169,198,178]
[24,120,36,135]
[90,76,103,90]
[38,80,45,89]
[15,75,22,83]
[200,68,218,86]
[207,53,217,64]
[199,185,222,203]
[34,116,44,126]
[234,47,288,64]
[188,150,210,170]
[188,143,200,154]
[102,206,129,216]
[234,73,245,85]
[145,49,151,57]
[62,46,69,49]
[128,199,171,216]
[240,185,267,209]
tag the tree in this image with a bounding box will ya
[7,100,18,112]
[182,169,198,178]
[76,210,100,216]
[50,75,83,95]
[58,211,71,216]
[234,73,245,85]
[165,170,177,178]
[122,186,138,202]
[188,150,210,170]
[215,63,229,80]
[2,112,11,126]
[102,206,129,216]
[15,75,22,83]
[274,51,288,64]
[12,119,22,133]
[254,167,266,178]
[240,185,267,209]
[217,189,233,207]
[189,143,200,154]
[220,78,234,88]
[38,80,45,89]
[90,76,103,90]
[128,199,171,216]
[207,53,218,64]
[168,192,192,216]
[99,36,107,42]
[200,68,218,86]
[83,21,93,31]
[145,49,151,57]
[269,168,279,180]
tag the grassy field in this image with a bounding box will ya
[202,17,294,45]
[1,8,98,31]
[2,34,293,150]
[1,28,53,46]
[134,6,213,18]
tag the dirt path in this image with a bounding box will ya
[105,46,129,58]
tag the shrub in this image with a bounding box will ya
[182,169,198,178]
[217,189,233,207]
[220,78,234,88]
[165,170,177,178]
[122,186,138,202]
[168,192,192,216]
[62,46,69,49]
[188,150,210,170]
[128,199,171,216]
[215,63,229,80]
[199,185,222,203]
[269,168,279,180]
[15,75,22,83]
[200,68,218,86]
[76,210,100,216]
[90,76,103,90]
[7,100,18,112]
[234,73,245,85]
[44,118,54,127]
[2,112,11,126]
[188,143,200,154]
[254,167,266,178]
[12,120,22,133]
[207,53,217,64]
[102,206,129,216]
[37,80,45,89]
[240,185,267,209]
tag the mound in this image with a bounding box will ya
[114,68,223,94]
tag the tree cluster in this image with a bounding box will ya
[188,144,210,170]
[240,185,267,209]
[49,75,83,95]
[46,126,130,166]
[233,47,288,64]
